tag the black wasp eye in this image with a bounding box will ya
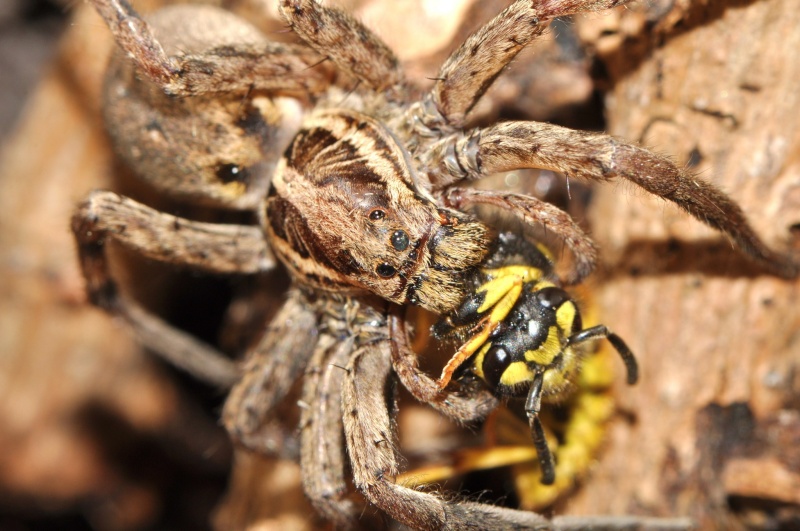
[482,345,512,391]
[535,287,569,309]
[376,263,397,278]
[369,209,386,221]
[391,230,410,251]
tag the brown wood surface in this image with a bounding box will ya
[0,2,235,529]
[0,2,171,524]
[568,1,800,528]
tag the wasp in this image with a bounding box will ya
[433,233,638,485]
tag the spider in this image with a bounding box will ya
[71,0,798,528]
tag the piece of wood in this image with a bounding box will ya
[564,1,800,528]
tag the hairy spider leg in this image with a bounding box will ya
[299,334,367,528]
[443,187,599,284]
[389,311,499,423]
[278,0,404,95]
[343,339,553,530]
[432,122,799,279]
[415,0,628,129]
[72,191,274,386]
[90,0,331,96]
[223,292,319,455]
[402,0,798,279]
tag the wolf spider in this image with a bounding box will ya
[72,0,797,528]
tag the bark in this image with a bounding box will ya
[566,1,800,528]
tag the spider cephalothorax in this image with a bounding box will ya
[266,108,494,313]
[72,0,798,529]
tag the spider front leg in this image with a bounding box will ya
[343,340,553,531]
[433,122,799,278]
[389,312,498,422]
[299,333,371,529]
[72,191,273,386]
[443,187,599,284]
[223,291,318,455]
[89,0,332,96]
[415,0,630,129]
[279,0,405,96]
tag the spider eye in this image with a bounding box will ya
[369,209,386,221]
[216,163,250,184]
[376,263,397,278]
[391,230,410,251]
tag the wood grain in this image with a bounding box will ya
[567,2,800,528]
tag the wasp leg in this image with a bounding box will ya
[343,340,553,530]
[72,191,274,386]
[567,325,639,385]
[89,0,332,96]
[444,187,599,284]
[525,370,556,485]
[223,292,318,456]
